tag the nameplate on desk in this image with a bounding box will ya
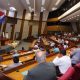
[26,51,33,53]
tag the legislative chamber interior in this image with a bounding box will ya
[0,0,80,80]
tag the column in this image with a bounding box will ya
[18,9,26,40]
[38,12,43,36]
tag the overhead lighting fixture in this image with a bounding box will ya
[26,0,30,5]
[58,2,80,19]
[9,7,16,11]
[72,17,73,18]
[55,0,61,6]
[8,3,10,5]
[52,7,57,11]
[77,15,79,17]
[42,0,45,5]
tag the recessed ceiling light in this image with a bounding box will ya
[77,15,79,16]
[72,17,73,18]
[52,7,57,11]
[8,3,10,5]
[9,7,16,11]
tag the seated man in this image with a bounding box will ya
[53,50,71,75]
[12,50,20,63]
[63,43,68,49]
[23,50,57,80]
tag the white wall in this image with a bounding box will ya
[5,23,11,38]
[32,21,38,36]
[4,20,46,39]
[22,21,29,39]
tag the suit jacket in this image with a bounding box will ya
[23,62,56,80]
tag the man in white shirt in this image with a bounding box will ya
[53,50,71,75]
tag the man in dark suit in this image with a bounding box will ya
[23,50,57,80]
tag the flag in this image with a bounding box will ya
[0,11,5,24]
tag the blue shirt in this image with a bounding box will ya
[53,48,60,53]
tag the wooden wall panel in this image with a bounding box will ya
[47,25,72,32]
[38,12,43,36]
[2,10,9,33]
[0,23,2,30]
[43,23,47,34]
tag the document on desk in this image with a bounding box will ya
[21,70,28,76]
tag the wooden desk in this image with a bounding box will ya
[6,54,57,80]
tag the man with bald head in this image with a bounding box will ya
[23,50,57,80]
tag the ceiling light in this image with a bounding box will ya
[26,0,30,5]
[52,7,57,11]
[55,0,61,6]
[72,17,73,18]
[74,16,76,17]
[9,7,16,11]
[8,3,10,5]
[77,15,79,16]
[58,2,80,19]
[42,0,45,5]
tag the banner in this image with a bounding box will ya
[0,11,5,24]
